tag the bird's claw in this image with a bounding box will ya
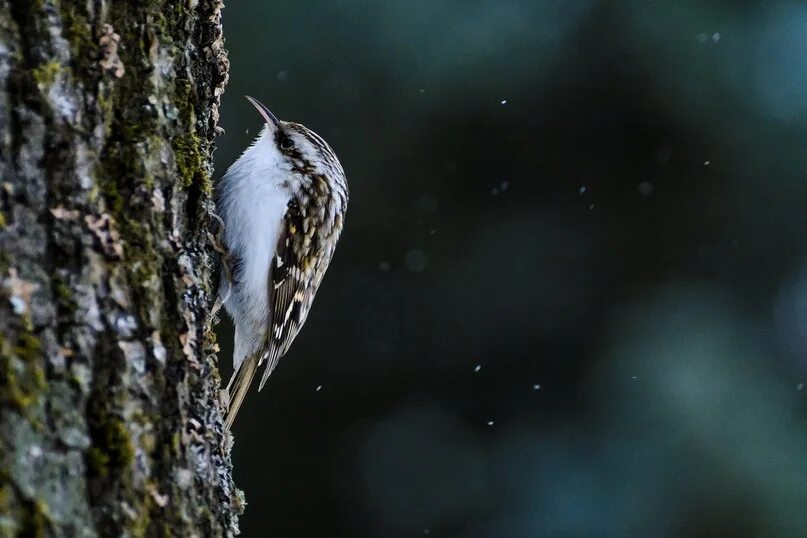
[207,211,229,257]
[208,211,233,318]
[219,387,230,413]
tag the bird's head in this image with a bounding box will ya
[245,96,346,184]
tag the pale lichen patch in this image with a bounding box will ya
[98,24,124,78]
[84,213,123,259]
[2,268,40,317]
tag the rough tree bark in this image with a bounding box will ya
[0,1,238,535]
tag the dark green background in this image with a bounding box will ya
[213,1,807,536]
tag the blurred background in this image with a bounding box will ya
[213,1,807,536]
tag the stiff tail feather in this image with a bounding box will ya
[225,354,259,429]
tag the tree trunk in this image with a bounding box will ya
[0,0,237,535]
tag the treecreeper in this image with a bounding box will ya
[213,97,348,428]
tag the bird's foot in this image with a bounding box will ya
[219,387,230,414]
[208,211,233,319]
[207,211,229,257]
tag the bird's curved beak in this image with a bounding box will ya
[245,95,280,129]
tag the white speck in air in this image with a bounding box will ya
[474,364,482,373]
[579,185,587,194]
[501,99,508,105]
[315,385,323,392]
[631,376,638,380]
[419,89,426,94]
[798,382,804,391]
[429,229,436,235]
[487,420,495,426]
[501,181,509,191]
[533,384,541,391]
[712,32,721,43]
[704,160,711,166]
[589,204,595,210]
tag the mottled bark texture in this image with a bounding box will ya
[0,0,237,536]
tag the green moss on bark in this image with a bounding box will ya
[31,60,61,88]
[0,332,46,411]
[173,132,209,190]
[86,417,134,479]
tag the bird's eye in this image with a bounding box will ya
[280,136,295,150]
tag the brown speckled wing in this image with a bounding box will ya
[258,198,310,389]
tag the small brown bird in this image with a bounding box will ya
[216,97,348,428]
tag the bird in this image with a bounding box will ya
[214,96,348,429]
